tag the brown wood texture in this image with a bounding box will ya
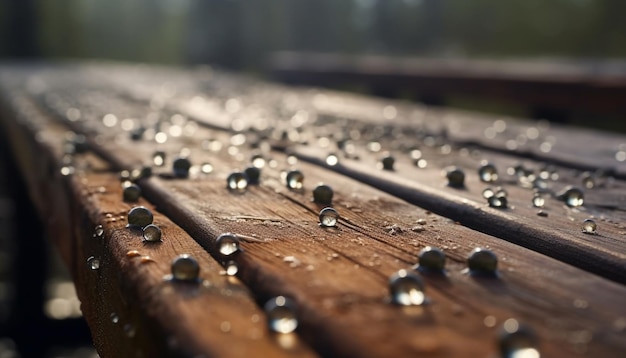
[0,90,317,358]
[1,63,626,357]
[269,52,626,117]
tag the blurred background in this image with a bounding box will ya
[3,0,626,66]
[0,1,625,356]
[2,0,626,130]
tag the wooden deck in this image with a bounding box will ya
[0,62,625,357]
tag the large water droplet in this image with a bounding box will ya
[227,172,248,191]
[143,224,162,242]
[110,313,119,324]
[581,219,597,235]
[417,247,446,273]
[87,256,100,270]
[265,296,298,334]
[216,233,241,256]
[312,184,333,205]
[389,269,425,306]
[499,319,540,358]
[127,206,153,228]
[319,207,339,227]
[467,248,498,276]
[286,170,304,190]
[479,162,498,182]
[172,157,191,178]
[123,183,142,202]
[446,167,465,188]
[171,254,200,281]
[244,167,261,185]
[558,186,584,207]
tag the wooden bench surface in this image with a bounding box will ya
[1,62,625,357]
[269,52,626,117]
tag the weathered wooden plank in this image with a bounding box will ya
[18,75,626,356]
[3,62,626,357]
[0,90,317,358]
[269,52,626,117]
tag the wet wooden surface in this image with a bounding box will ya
[269,52,626,117]
[1,62,625,357]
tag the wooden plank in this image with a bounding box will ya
[3,62,626,357]
[0,90,317,358]
[13,68,626,356]
[269,52,626,117]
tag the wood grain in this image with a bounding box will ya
[0,89,317,358]
[2,62,626,357]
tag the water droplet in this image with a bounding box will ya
[488,195,508,209]
[119,170,131,182]
[94,225,104,237]
[415,158,427,168]
[312,184,333,205]
[251,154,266,168]
[286,170,304,190]
[265,296,298,334]
[123,183,142,202]
[478,162,498,182]
[201,162,213,174]
[216,233,241,256]
[123,323,136,338]
[499,319,539,358]
[110,313,119,324]
[417,247,446,273]
[287,155,298,165]
[581,219,597,234]
[467,248,498,276]
[380,154,395,171]
[87,256,100,270]
[172,157,191,178]
[152,151,166,167]
[227,172,248,191]
[482,187,495,199]
[171,254,200,281]
[60,166,75,176]
[224,260,238,276]
[558,186,584,207]
[142,224,162,242]
[581,173,595,189]
[532,194,544,208]
[127,206,153,228]
[126,250,141,257]
[389,269,425,306]
[537,210,548,217]
[367,141,382,153]
[616,150,626,162]
[244,167,261,185]
[325,153,339,166]
[410,149,422,160]
[446,167,465,188]
[319,207,339,227]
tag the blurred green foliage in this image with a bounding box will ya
[1,0,625,66]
